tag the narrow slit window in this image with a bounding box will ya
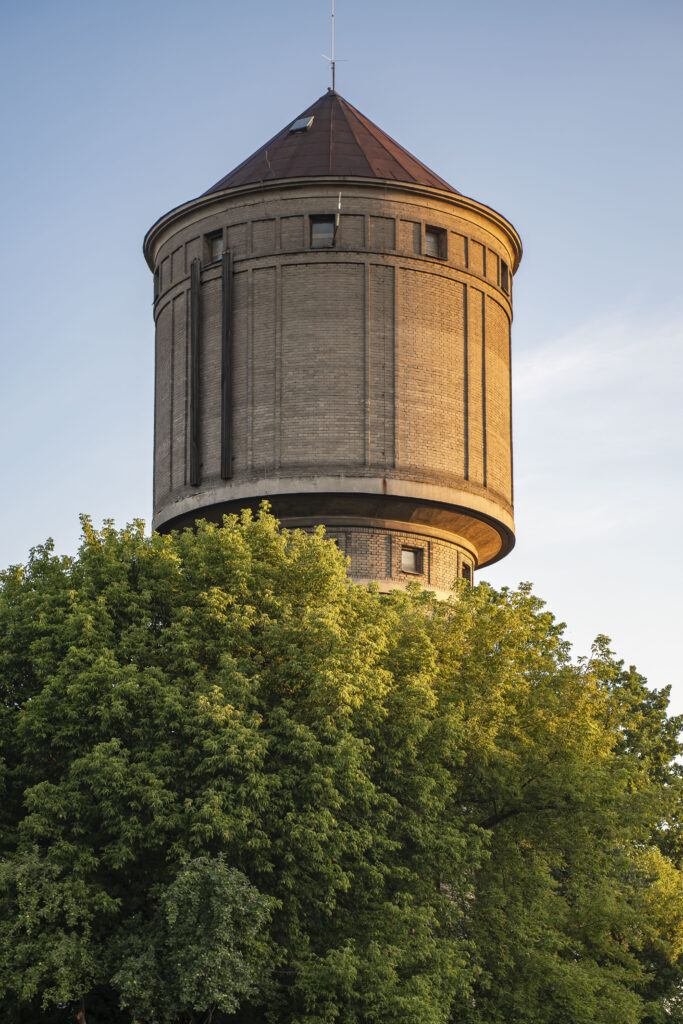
[501,260,510,294]
[154,267,160,298]
[310,215,336,249]
[461,563,472,584]
[401,546,423,574]
[425,226,446,259]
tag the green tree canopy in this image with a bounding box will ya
[0,510,681,1024]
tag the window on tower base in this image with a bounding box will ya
[425,225,447,259]
[401,546,423,574]
[205,231,223,264]
[310,215,336,248]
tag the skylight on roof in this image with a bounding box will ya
[290,116,314,133]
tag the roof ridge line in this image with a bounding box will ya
[333,95,374,178]
[345,101,418,182]
[329,94,334,174]
[339,95,457,193]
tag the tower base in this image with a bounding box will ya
[281,519,475,598]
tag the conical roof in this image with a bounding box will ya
[204,91,459,196]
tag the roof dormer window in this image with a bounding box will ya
[290,116,314,133]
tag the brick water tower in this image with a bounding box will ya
[144,91,522,597]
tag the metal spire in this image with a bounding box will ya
[322,0,336,92]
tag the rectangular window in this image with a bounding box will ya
[206,231,223,264]
[401,546,423,574]
[310,215,336,248]
[501,260,510,294]
[461,563,472,584]
[425,226,446,259]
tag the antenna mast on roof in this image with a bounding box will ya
[322,0,336,92]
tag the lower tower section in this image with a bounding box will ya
[156,480,511,597]
[294,522,474,597]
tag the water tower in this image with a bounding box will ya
[144,91,522,597]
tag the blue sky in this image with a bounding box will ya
[1,0,681,706]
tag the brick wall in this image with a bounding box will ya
[322,525,474,594]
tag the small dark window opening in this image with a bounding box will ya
[425,226,446,259]
[461,563,472,584]
[154,267,160,298]
[206,232,223,264]
[501,260,510,294]
[310,215,336,248]
[401,546,423,574]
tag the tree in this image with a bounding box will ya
[0,510,681,1023]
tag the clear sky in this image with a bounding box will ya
[1,0,681,707]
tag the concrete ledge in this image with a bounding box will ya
[153,477,515,567]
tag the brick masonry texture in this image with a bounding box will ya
[149,180,519,579]
[321,525,473,595]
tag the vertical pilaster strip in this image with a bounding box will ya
[220,251,233,479]
[384,267,390,463]
[481,290,487,488]
[275,264,282,469]
[393,267,400,468]
[508,312,514,504]
[247,268,254,470]
[463,283,469,480]
[189,258,201,487]
[152,299,158,506]
[169,299,175,490]
[184,292,189,486]
[364,264,372,465]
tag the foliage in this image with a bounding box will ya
[0,509,681,1023]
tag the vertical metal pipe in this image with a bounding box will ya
[189,258,201,487]
[221,251,233,479]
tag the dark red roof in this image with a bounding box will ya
[204,91,459,196]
